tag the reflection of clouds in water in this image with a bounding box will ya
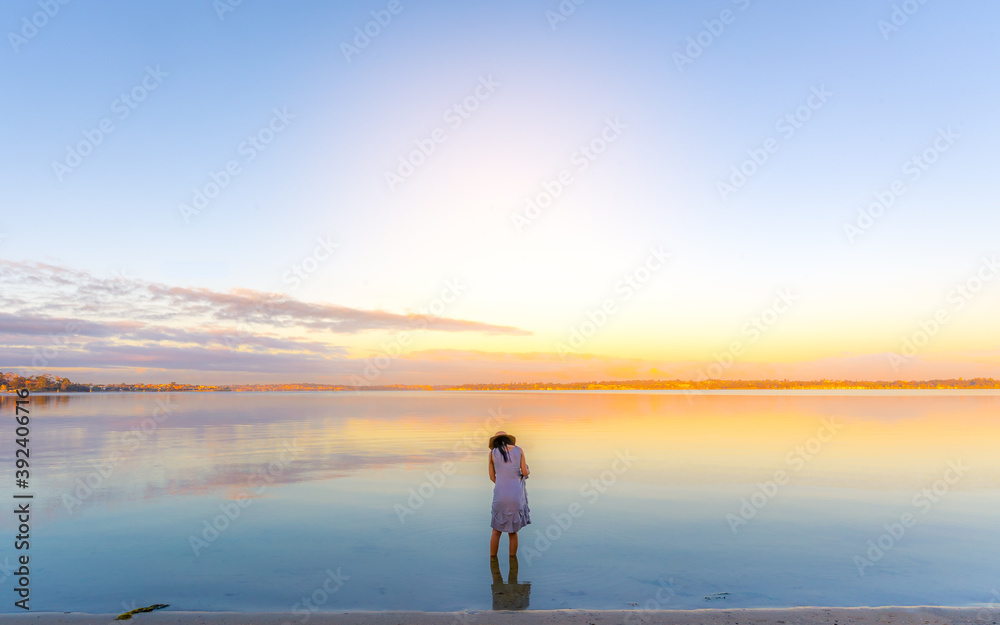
[20,391,509,523]
[14,390,1000,524]
[36,451,437,520]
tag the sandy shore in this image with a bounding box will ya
[0,607,993,625]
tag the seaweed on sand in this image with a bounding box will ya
[116,604,170,620]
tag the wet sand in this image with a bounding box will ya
[0,607,993,625]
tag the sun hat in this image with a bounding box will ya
[488,430,516,448]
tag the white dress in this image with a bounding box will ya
[491,445,531,532]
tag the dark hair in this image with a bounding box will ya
[491,435,513,462]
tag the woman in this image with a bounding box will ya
[488,430,530,557]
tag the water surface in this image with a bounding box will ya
[1,391,998,613]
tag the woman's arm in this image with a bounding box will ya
[520,449,530,477]
[488,450,496,483]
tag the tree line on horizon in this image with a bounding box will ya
[0,372,87,392]
[0,372,196,392]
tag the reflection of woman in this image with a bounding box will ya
[488,431,531,557]
[490,555,531,610]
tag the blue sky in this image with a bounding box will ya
[2,0,999,384]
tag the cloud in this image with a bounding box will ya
[0,260,530,335]
[0,311,125,337]
[1,344,347,374]
[0,261,531,375]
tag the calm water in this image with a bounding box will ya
[1,391,998,613]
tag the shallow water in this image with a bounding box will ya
[1,390,998,613]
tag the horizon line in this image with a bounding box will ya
[4,372,999,391]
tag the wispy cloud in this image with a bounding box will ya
[0,261,530,335]
[0,261,530,375]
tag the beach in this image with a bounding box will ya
[0,608,992,625]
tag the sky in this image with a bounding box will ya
[2,0,999,384]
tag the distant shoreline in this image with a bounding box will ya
[0,607,992,625]
[0,387,1000,394]
[4,372,1000,393]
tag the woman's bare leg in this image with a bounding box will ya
[508,531,518,556]
[490,529,502,557]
